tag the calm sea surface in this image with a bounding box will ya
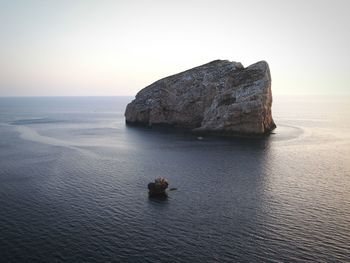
[0,96,349,262]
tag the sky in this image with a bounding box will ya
[0,0,349,96]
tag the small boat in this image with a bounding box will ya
[148,177,169,197]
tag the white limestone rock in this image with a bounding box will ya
[125,60,276,136]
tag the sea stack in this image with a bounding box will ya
[125,60,276,136]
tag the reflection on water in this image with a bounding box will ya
[148,195,169,204]
[0,96,349,262]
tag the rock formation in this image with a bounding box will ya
[125,60,276,136]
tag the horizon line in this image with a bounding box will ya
[0,94,349,98]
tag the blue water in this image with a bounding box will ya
[0,96,349,262]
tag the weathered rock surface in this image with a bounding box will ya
[125,60,276,135]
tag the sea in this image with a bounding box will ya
[0,96,349,262]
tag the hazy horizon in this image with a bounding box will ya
[1,0,349,97]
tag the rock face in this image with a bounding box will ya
[125,60,276,135]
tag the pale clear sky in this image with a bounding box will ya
[0,0,349,96]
